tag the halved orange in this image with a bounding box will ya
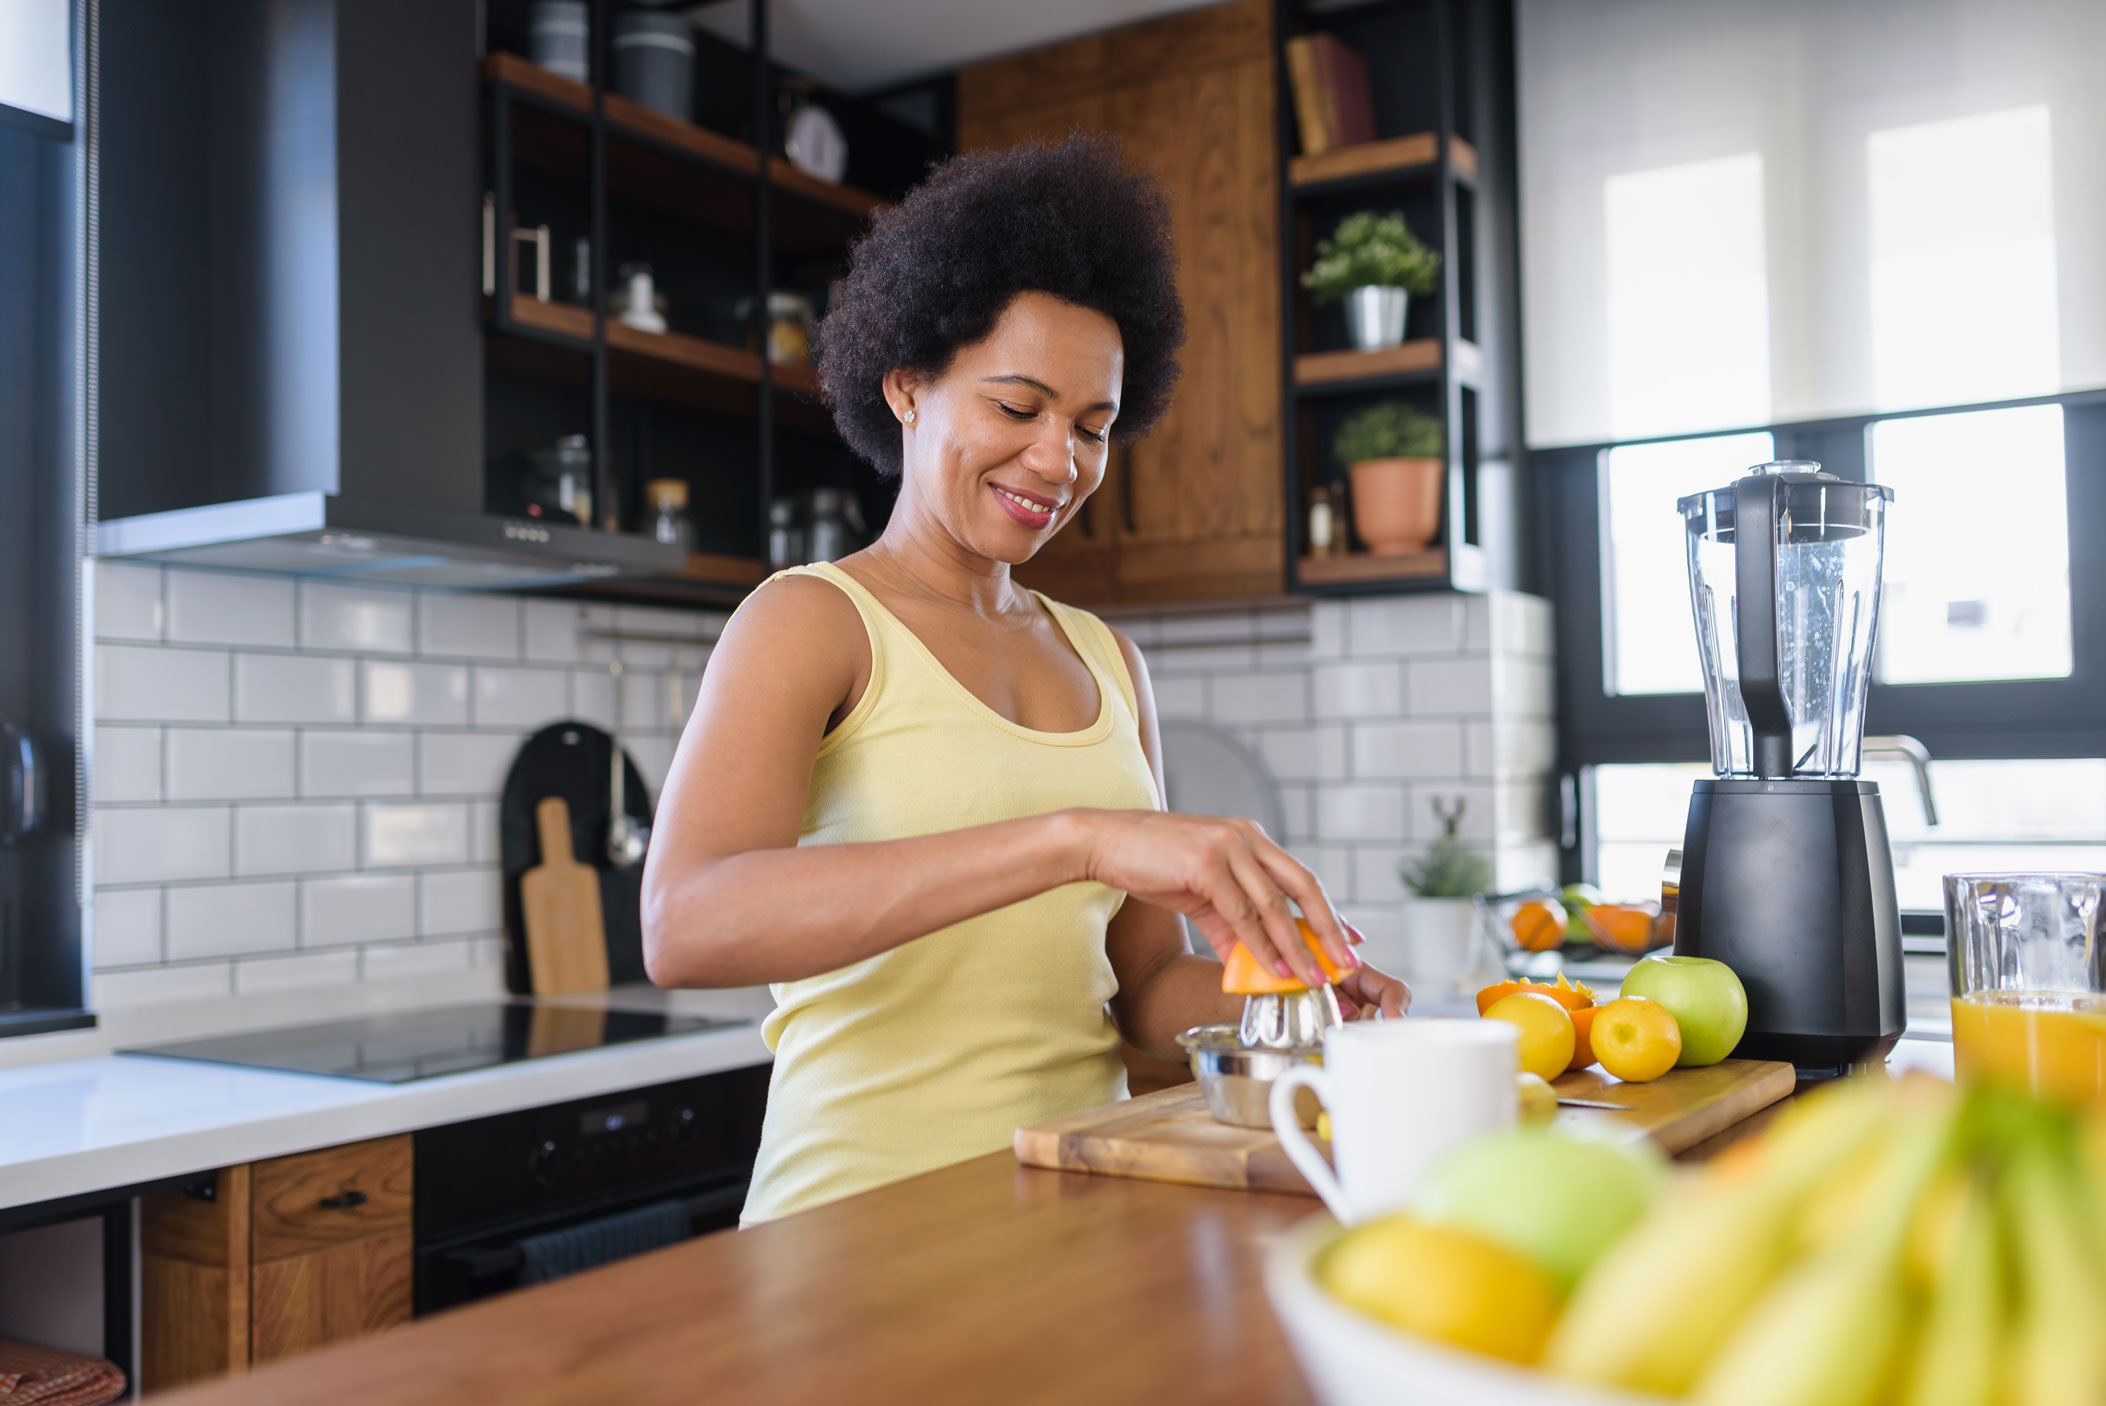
[1475,973,1597,1017]
[1568,1004,1600,1073]
[1221,918,1350,995]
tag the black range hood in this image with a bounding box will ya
[96,491,682,590]
[96,0,674,590]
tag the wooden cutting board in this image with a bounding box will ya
[520,796,610,996]
[1013,1058,1797,1196]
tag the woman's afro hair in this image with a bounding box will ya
[816,132,1186,476]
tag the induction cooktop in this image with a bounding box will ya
[121,1001,740,1084]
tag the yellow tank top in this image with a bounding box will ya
[738,561,1160,1224]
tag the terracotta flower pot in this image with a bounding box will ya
[1347,457,1442,555]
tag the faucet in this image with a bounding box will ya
[1862,735,1938,827]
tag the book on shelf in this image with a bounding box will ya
[1312,33,1376,149]
[1285,36,1330,156]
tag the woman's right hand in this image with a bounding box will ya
[1066,808,1358,988]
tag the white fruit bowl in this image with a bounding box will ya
[1263,1214,1664,1406]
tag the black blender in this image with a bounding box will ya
[1671,462,1906,1071]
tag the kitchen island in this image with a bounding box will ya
[153,1039,1958,1405]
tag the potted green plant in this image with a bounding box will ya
[1334,402,1444,556]
[1301,211,1440,350]
[1394,796,1495,1000]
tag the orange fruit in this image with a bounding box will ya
[1591,997,1682,1082]
[1567,1004,1600,1073]
[1475,973,1597,1017]
[1511,899,1567,952]
[1483,991,1576,1082]
[1584,904,1659,955]
[1220,918,1349,995]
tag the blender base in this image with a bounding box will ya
[1674,778,1907,1070]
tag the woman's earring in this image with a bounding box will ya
[904,410,916,426]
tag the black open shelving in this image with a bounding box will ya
[480,0,940,604]
[1277,0,1525,597]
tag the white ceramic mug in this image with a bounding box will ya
[1268,1018,1519,1224]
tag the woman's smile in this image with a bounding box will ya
[990,481,1060,530]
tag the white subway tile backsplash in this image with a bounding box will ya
[166,881,296,959]
[95,560,165,641]
[1311,600,1347,660]
[300,582,415,654]
[619,672,674,731]
[235,653,356,724]
[1277,784,1312,840]
[469,800,502,864]
[1288,841,1355,905]
[1152,612,1252,645]
[1148,675,1205,720]
[362,802,471,868]
[417,732,519,797]
[1407,783,1496,843]
[1209,672,1308,726]
[1146,644,1252,676]
[1259,725,1348,783]
[1466,719,1558,779]
[360,938,473,983]
[1464,594,1493,654]
[301,872,417,948]
[1352,721,1465,780]
[570,670,618,731]
[1254,604,1311,640]
[234,949,361,994]
[1317,786,1408,842]
[362,660,470,726]
[98,644,230,723]
[236,804,358,876]
[1492,592,1555,659]
[626,735,676,800]
[1254,640,1310,671]
[165,570,296,647]
[471,666,569,729]
[420,867,501,936]
[418,593,522,661]
[94,727,162,804]
[300,731,415,797]
[1348,596,1464,657]
[1405,657,1492,716]
[525,600,613,664]
[1353,847,1411,906]
[165,728,296,801]
[92,887,163,968]
[1313,661,1404,720]
[93,962,232,1008]
[1491,655,1556,720]
[94,806,230,885]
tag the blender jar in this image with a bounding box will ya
[1945,872,2106,1105]
[1679,463,1891,777]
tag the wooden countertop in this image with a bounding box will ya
[159,1043,1954,1405]
[159,1151,1321,1406]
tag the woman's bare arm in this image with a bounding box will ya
[642,579,1362,990]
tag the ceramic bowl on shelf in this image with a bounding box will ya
[1264,1215,1659,1406]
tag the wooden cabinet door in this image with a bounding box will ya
[1105,48,1285,604]
[251,1230,414,1365]
[956,0,1285,607]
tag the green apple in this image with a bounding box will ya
[1560,883,1603,942]
[1408,1126,1664,1290]
[1619,954,1748,1066]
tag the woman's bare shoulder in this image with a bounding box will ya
[715,570,867,674]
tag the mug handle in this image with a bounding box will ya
[1269,1066,1351,1222]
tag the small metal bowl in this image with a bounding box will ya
[1176,1024,1324,1129]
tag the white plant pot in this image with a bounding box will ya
[1390,898,1480,1004]
[1343,284,1409,349]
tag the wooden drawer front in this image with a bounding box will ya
[250,1230,413,1364]
[252,1135,413,1261]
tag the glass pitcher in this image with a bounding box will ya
[1679,463,1891,778]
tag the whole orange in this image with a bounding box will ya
[1483,991,1577,1082]
[1567,1004,1600,1073]
[1510,899,1567,953]
[1591,997,1681,1082]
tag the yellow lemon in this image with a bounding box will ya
[1319,1215,1560,1364]
[1484,990,1577,1082]
[1516,1071,1558,1124]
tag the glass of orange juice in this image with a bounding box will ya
[1945,872,2105,1106]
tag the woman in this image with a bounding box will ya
[643,135,1408,1225]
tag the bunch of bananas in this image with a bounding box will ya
[1546,1075,2106,1406]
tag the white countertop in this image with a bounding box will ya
[0,984,775,1215]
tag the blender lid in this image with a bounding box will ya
[1678,461,1892,539]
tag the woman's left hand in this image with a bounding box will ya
[1335,925,1410,1019]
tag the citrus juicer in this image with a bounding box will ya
[1238,984,1344,1049]
[1672,462,1906,1070]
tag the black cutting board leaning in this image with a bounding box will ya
[500,721,655,992]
